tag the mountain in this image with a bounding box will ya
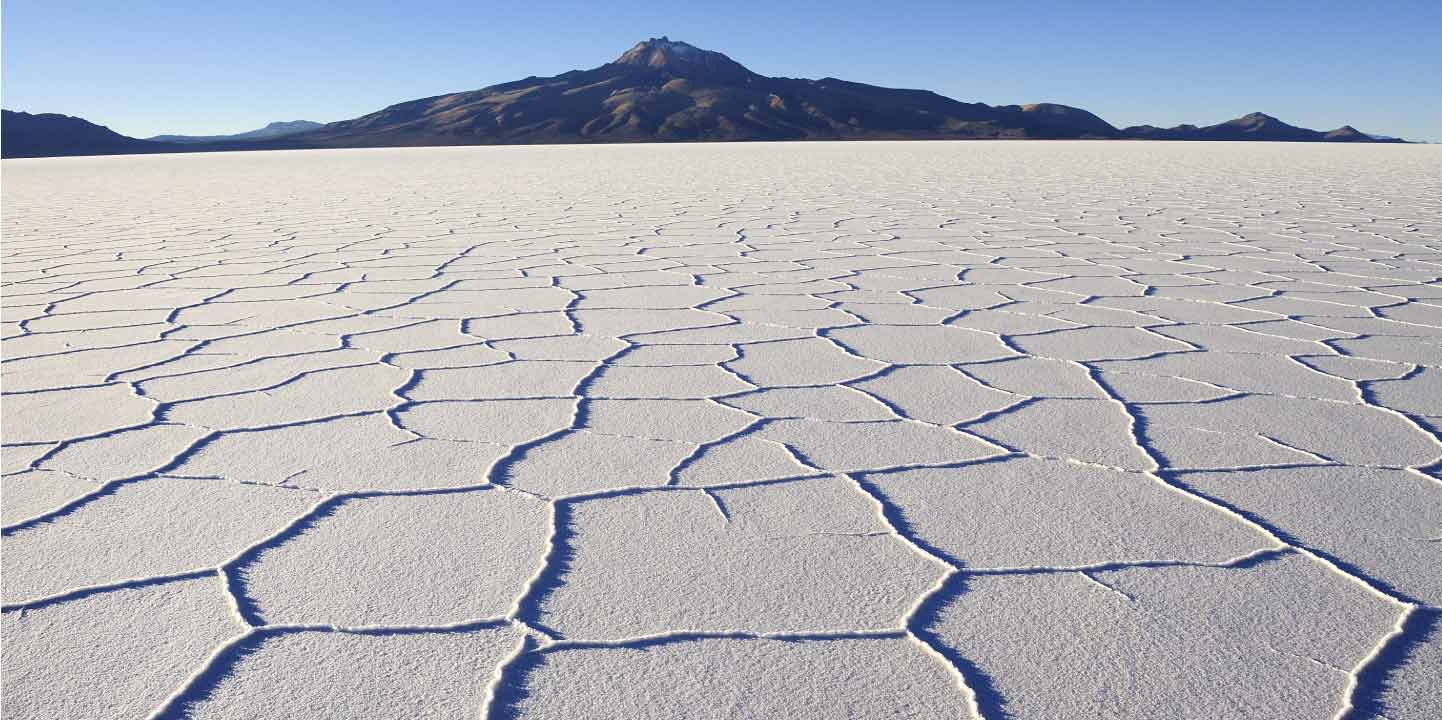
[295,37,1118,147]
[146,120,324,144]
[3,39,1411,158]
[1120,112,1405,143]
[1,110,171,158]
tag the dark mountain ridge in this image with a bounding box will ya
[299,38,1117,147]
[0,111,170,159]
[2,38,1410,158]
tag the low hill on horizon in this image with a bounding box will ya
[1119,112,1404,143]
[146,120,324,144]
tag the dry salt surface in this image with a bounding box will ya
[1,141,1440,719]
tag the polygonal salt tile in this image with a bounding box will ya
[166,364,408,429]
[833,301,955,325]
[575,285,730,309]
[828,324,1015,364]
[3,323,169,358]
[1030,275,1147,297]
[1008,326,1191,361]
[1,442,55,475]
[398,399,576,444]
[346,319,474,353]
[408,361,593,401]
[722,386,895,422]
[962,398,1154,470]
[865,457,1270,567]
[586,364,752,399]
[581,399,753,442]
[178,414,506,491]
[1,578,237,720]
[571,308,727,337]
[755,418,1000,472]
[928,553,1403,720]
[630,321,813,344]
[851,365,1018,425]
[0,470,99,526]
[1177,466,1442,604]
[1093,370,1234,403]
[1092,352,1357,402]
[1329,335,1442,366]
[491,334,627,361]
[180,625,525,719]
[1,340,197,392]
[1150,323,1327,355]
[672,437,816,487]
[506,636,975,719]
[506,430,695,496]
[539,478,944,638]
[612,344,738,366]
[947,307,1078,335]
[464,311,575,340]
[726,306,858,328]
[242,491,547,624]
[135,348,381,402]
[4,384,153,444]
[40,423,209,481]
[1368,366,1442,419]
[909,284,1012,311]
[1138,395,1440,467]
[1142,424,1327,469]
[958,356,1104,398]
[726,337,885,387]
[1,477,315,604]
[385,343,508,369]
[1295,354,1412,382]
[173,298,347,327]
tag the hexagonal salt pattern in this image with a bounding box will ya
[2,141,1438,719]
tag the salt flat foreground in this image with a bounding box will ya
[2,142,1440,719]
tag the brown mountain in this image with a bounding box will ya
[1121,112,1405,143]
[297,38,1117,147]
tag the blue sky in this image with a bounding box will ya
[3,1,1439,141]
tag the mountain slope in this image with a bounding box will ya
[1,110,170,158]
[296,38,1117,147]
[147,120,323,144]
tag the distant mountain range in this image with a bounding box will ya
[146,120,323,144]
[0,38,1410,158]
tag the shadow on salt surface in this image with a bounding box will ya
[1345,607,1442,720]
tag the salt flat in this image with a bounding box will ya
[2,141,1440,719]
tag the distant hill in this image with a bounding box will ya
[1,110,170,158]
[1120,112,1406,143]
[147,120,323,144]
[2,39,1411,158]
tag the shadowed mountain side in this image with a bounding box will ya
[1,111,172,159]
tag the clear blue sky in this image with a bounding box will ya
[3,0,1439,141]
